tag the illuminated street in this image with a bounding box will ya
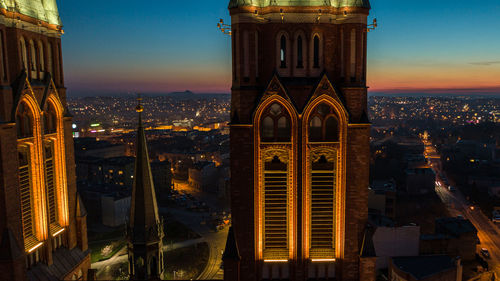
[426,139,500,278]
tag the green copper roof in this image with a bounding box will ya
[229,0,370,9]
[1,0,61,26]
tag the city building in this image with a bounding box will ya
[368,180,396,219]
[101,192,131,227]
[151,160,173,193]
[389,255,463,281]
[99,156,135,187]
[405,167,435,195]
[188,161,218,192]
[225,0,374,280]
[372,224,420,269]
[0,1,90,280]
[127,102,164,280]
[74,137,126,159]
[420,217,477,261]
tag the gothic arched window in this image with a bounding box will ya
[280,35,287,68]
[38,41,45,77]
[297,35,304,68]
[308,103,340,142]
[16,102,34,139]
[260,103,291,142]
[44,102,57,134]
[29,40,38,79]
[313,35,320,68]
[20,37,28,71]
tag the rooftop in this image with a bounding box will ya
[392,255,457,280]
[435,217,477,237]
[229,0,370,9]
[0,0,61,26]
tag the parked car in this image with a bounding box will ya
[481,248,490,258]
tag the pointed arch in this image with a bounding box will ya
[38,41,45,79]
[294,30,307,77]
[45,91,69,228]
[310,32,323,76]
[253,94,298,261]
[29,39,38,79]
[20,37,28,70]
[276,31,291,77]
[301,93,348,261]
[15,90,49,249]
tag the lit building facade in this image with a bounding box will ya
[225,0,375,280]
[0,1,89,280]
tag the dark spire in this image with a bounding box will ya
[128,97,163,244]
[222,227,241,261]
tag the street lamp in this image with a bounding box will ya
[367,18,378,32]
[217,19,231,36]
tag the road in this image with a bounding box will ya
[425,140,500,277]
[91,180,230,280]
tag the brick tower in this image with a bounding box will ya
[224,0,375,280]
[0,1,90,280]
[127,100,165,280]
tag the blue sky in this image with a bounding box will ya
[57,0,500,96]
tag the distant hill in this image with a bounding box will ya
[144,90,230,99]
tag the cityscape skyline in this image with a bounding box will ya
[58,0,500,97]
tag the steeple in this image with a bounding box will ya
[127,97,164,280]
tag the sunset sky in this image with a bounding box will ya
[58,0,500,96]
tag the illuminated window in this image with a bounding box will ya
[118,170,123,175]
[280,35,287,68]
[309,153,336,258]
[263,156,288,255]
[308,104,339,142]
[44,140,58,228]
[18,147,34,242]
[260,103,291,142]
[297,36,303,68]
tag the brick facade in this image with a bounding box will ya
[0,6,89,281]
[226,4,373,281]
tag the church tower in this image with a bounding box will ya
[0,1,90,280]
[127,100,165,280]
[225,0,375,280]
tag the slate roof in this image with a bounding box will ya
[435,217,477,238]
[27,248,90,281]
